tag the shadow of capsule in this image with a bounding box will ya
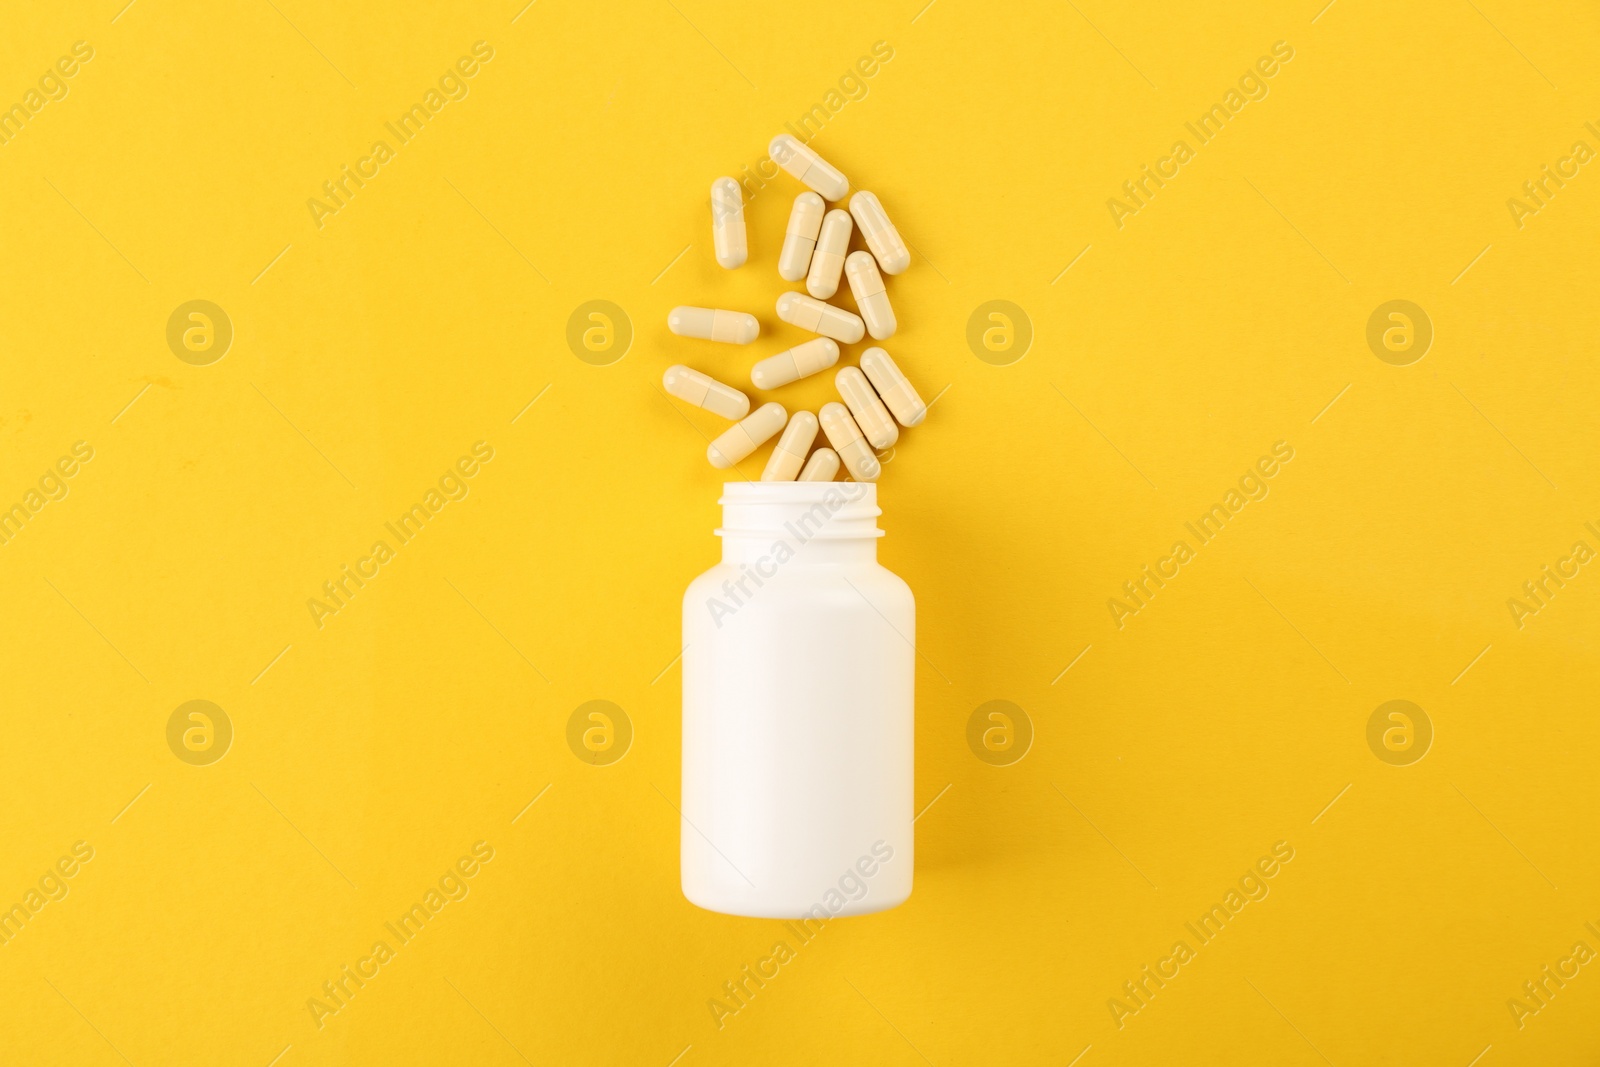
[1366,699,1432,766]
[567,699,632,765]
[966,300,1032,366]
[166,700,233,765]
[166,300,233,366]
[566,300,632,366]
[966,699,1033,766]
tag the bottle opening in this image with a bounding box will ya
[717,481,883,540]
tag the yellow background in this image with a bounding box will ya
[3,0,1598,1063]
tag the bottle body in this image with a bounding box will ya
[681,483,914,918]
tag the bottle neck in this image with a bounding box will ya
[717,482,882,566]
[722,533,877,565]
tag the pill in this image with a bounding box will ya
[835,366,898,450]
[819,402,880,482]
[751,337,839,390]
[860,346,927,427]
[845,251,896,341]
[711,177,747,269]
[668,306,760,345]
[779,193,826,282]
[662,365,750,421]
[708,402,787,469]
[769,134,850,201]
[761,410,820,481]
[848,191,910,276]
[798,447,841,482]
[806,209,852,299]
[775,291,864,344]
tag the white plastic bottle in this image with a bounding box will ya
[681,481,914,918]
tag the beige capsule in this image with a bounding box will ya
[835,366,898,450]
[806,209,852,299]
[751,337,839,390]
[775,292,864,345]
[860,346,927,427]
[845,251,896,341]
[768,134,850,201]
[848,191,910,275]
[708,402,787,469]
[711,177,747,269]
[779,193,826,282]
[760,411,820,481]
[668,306,760,345]
[798,447,841,482]
[819,402,879,482]
[662,365,750,421]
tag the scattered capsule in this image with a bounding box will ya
[775,291,864,344]
[845,251,896,341]
[711,177,747,269]
[751,337,839,391]
[761,411,820,481]
[860,347,927,427]
[779,193,826,282]
[835,366,898,450]
[806,209,852,299]
[668,306,760,345]
[662,365,750,421]
[848,191,910,275]
[798,447,841,482]
[769,134,849,201]
[708,402,787,469]
[819,402,879,482]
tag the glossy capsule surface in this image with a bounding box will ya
[779,193,825,282]
[711,177,747,269]
[860,347,927,427]
[797,447,841,482]
[761,410,820,481]
[819,402,879,482]
[775,292,864,345]
[662,365,750,421]
[848,190,909,275]
[668,306,759,345]
[769,134,849,201]
[750,337,839,391]
[845,251,896,341]
[835,365,898,450]
[707,402,786,469]
[806,209,852,299]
